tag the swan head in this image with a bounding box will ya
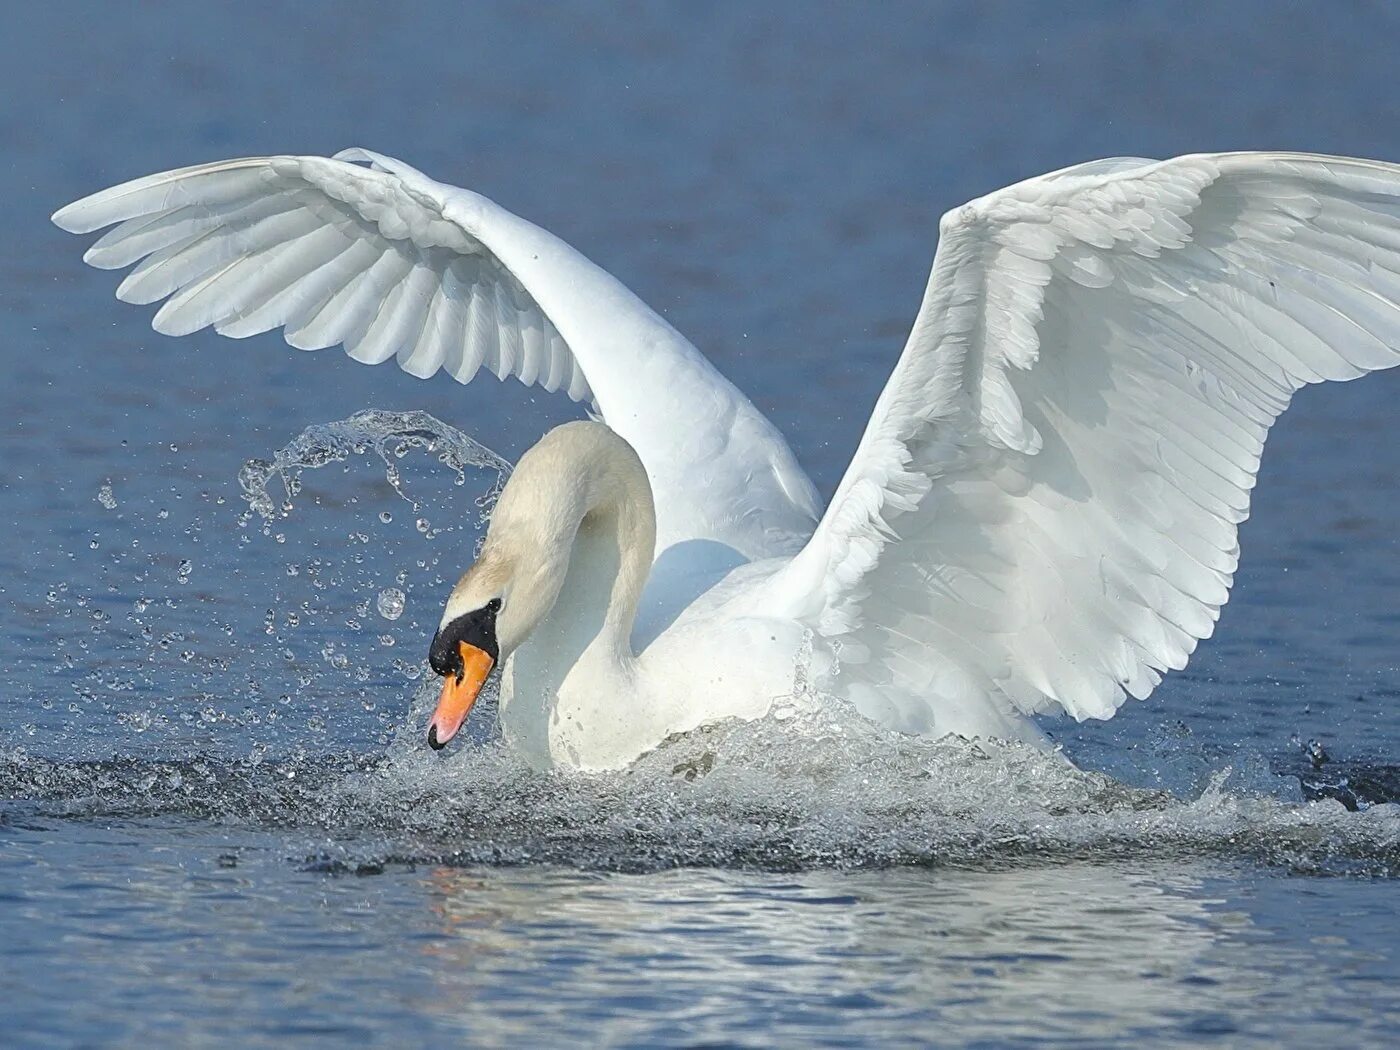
[426,589,500,751]
[424,538,564,750]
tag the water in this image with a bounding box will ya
[6,2,1400,1046]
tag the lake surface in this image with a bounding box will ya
[5,2,1400,1046]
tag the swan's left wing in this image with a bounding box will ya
[766,153,1400,740]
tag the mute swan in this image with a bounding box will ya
[53,149,1400,770]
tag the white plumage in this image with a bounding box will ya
[56,148,820,567]
[768,153,1400,736]
[54,148,1400,766]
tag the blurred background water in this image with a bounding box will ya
[4,1,1400,1046]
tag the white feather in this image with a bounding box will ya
[52,149,819,561]
[767,152,1400,736]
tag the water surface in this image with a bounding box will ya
[5,3,1400,1046]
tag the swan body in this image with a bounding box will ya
[453,421,804,769]
[53,148,1400,769]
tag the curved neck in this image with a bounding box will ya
[564,462,656,659]
[489,422,656,664]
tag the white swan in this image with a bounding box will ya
[53,148,1400,769]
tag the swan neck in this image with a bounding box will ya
[492,422,656,661]
[585,482,654,654]
[588,437,655,654]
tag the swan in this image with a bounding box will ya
[52,148,1400,770]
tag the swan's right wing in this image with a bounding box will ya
[54,151,595,396]
[766,153,1400,741]
[53,149,819,558]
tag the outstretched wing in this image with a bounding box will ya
[53,149,818,558]
[768,153,1400,738]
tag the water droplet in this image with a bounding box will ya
[1307,739,1330,768]
[378,511,392,524]
[176,559,192,583]
[376,587,406,621]
[379,634,395,647]
[96,483,117,510]
[415,517,431,534]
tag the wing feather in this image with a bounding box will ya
[282,241,379,349]
[462,275,499,382]
[155,218,334,337]
[349,256,438,366]
[116,197,310,305]
[396,278,456,379]
[491,280,521,381]
[769,152,1400,739]
[216,231,363,339]
[326,248,417,355]
[54,149,824,558]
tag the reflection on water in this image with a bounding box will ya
[391,862,1400,1044]
[6,822,1393,1048]
[419,864,1264,1044]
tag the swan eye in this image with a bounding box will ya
[487,597,502,612]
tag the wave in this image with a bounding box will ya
[6,689,1399,877]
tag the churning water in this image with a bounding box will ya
[6,408,1400,879]
[7,3,1400,1047]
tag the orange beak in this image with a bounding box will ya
[427,641,495,750]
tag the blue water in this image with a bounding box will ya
[5,2,1400,1046]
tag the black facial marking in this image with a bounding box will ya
[429,597,501,678]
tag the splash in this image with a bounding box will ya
[288,696,1400,875]
[237,408,511,526]
[19,408,515,765]
[5,690,1400,876]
